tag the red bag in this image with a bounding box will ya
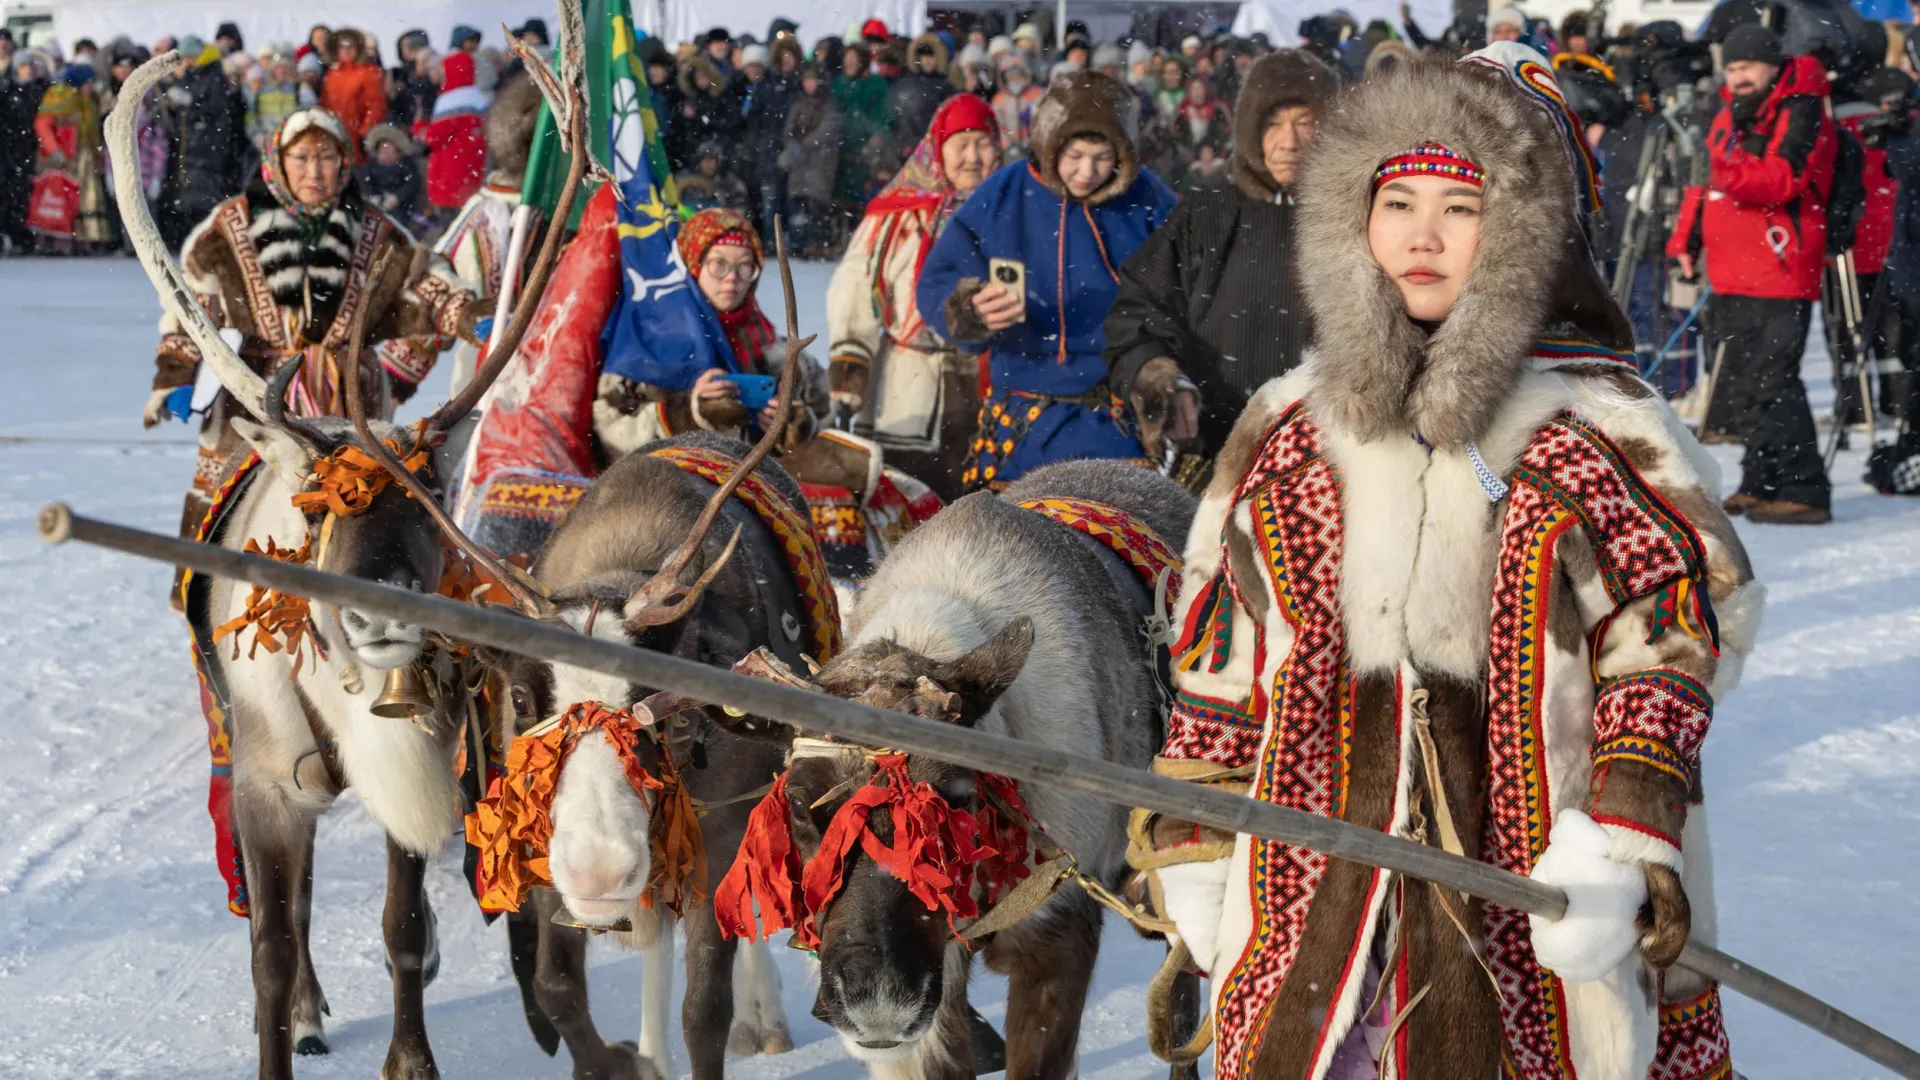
[28,172,78,237]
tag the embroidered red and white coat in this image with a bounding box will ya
[1158,344,1763,1080]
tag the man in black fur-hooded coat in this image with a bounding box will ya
[1102,49,1338,474]
[139,107,492,541]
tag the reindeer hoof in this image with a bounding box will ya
[760,1022,794,1055]
[728,1020,762,1057]
[591,1039,658,1080]
[295,1034,330,1056]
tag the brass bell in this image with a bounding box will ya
[371,665,433,722]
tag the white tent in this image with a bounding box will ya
[1232,0,1452,45]
[44,0,921,55]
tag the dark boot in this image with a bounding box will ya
[1721,492,1761,516]
[1747,500,1832,525]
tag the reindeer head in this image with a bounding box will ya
[784,617,1034,1060]
[475,220,816,929]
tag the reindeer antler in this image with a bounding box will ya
[337,249,553,617]
[624,217,817,632]
[107,52,270,422]
[424,70,591,435]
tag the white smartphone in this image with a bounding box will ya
[988,257,1027,321]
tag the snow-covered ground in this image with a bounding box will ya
[0,256,1915,1078]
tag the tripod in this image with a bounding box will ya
[1821,253,1892,467]
[1610,87,1707,382]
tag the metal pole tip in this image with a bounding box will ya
[37,504,73,544]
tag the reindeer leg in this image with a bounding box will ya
[236,800,305,1080]
[988,895,1102,1080]
[729,938,793,1055]
[380,838,438,1080]
[680,900,738,1080]
[290,818,330,1055]
[1164,964,1202,1080]
[507,908,564,1056]
[528,890,646,1080]
[638,913,677,1078]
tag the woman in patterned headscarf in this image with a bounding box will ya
[823,92,1000,500]
[140,106,491,558]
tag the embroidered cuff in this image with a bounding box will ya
[1593,669,1712,777]
[156,332,201,390]
[378,337,438,385]
[1161,690,1262,768]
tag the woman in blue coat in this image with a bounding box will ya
[917,72,1178,488]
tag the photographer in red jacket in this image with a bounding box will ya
[1669,23,1836,523]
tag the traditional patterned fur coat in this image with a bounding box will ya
[1138,59,1764,1080]
[152,121,486,535]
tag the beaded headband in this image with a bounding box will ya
[1372,143,1485,191]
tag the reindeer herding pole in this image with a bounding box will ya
[37,504,1920,1078]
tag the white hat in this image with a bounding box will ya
[1011,22,1041,45]
[1487,5,1528,30]
[741,43,770,67]
[987,34,1014,58]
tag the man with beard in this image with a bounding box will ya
[1102,49,1337,483]
[1669,23,1836,523]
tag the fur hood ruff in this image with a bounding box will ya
[1028,72,1139,205]
[1293,58,1630,449]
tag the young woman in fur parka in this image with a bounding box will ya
[916,72,1177,489]
[139,107,491,546]
[1131,47,1760,1080]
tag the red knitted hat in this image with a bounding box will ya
[928,93,999,160]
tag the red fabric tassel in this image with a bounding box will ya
[714,774,806,943]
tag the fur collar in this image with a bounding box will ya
[1292,58,1630,449]
[244,183,361,336]
[1027,72,1139,205]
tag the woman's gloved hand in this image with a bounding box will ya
[1526,809,1653,983]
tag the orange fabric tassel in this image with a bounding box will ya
[289,440,431,519]
[211,536,319,677]
[463,702,703,916]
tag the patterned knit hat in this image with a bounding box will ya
[263,108,354,221]
[1460,42,1604,215]
[677,208,762,271]
[1372,143,1486,191]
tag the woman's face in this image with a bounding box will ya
[1367,173,1483,322]
[941,129,999,194]
[282,131,346,207]
[1058,136,1116,199]
[1185,79,1208,103]
[696,244,760,313]
[337,40,359,65]
[310,27,330,51]
[842,50,862,76]
[1160,61,1183,89]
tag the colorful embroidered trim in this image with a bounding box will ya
[1372,143,1485,190]
[478,472,588,522]
[1162,690,1263,768]
[1592,669,1713,783]
[1533,338,1637,370]
[1647,576,1720,655]
[649,445,842,662]
[1649,986,1734,1080]
[1016,496,1182,625]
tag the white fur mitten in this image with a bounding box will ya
[1159,859,1231,978]
[1527,809,1648,983]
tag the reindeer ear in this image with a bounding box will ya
[230,416,317,489]
[938,615,1034,726]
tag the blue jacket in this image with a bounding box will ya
[918,160,1178,397]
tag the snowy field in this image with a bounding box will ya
[1,256,1916,1079]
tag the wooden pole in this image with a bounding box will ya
[36,505,1920,1079]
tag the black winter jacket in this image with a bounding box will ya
[1104,188,1313,456]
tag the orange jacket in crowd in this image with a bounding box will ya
[321,60,387,161]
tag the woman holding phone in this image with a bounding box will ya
[593,207,829,456]
[916,72,1178,489]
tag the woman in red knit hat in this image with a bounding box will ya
[824,92,1000,500]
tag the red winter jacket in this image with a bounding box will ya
[1836,103,1900,275]
[1667,56,1836,300]
[414,52,488,210]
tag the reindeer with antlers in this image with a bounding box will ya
[459,223,831,1080]
[109,47,585,1080]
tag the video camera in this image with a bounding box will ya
[1622,21,1714,98]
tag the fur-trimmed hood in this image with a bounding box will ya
[1230,49,1339,200]
[1028,71,1138,204]
[1293,57,1630,448]
[485,74,542,184]
[679,55,725,98]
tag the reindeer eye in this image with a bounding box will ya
[509,686,533,718]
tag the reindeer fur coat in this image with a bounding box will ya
[1149,60,1762,1080]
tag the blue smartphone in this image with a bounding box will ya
[726,373,778,412]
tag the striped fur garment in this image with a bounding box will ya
[246,188,358,333]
